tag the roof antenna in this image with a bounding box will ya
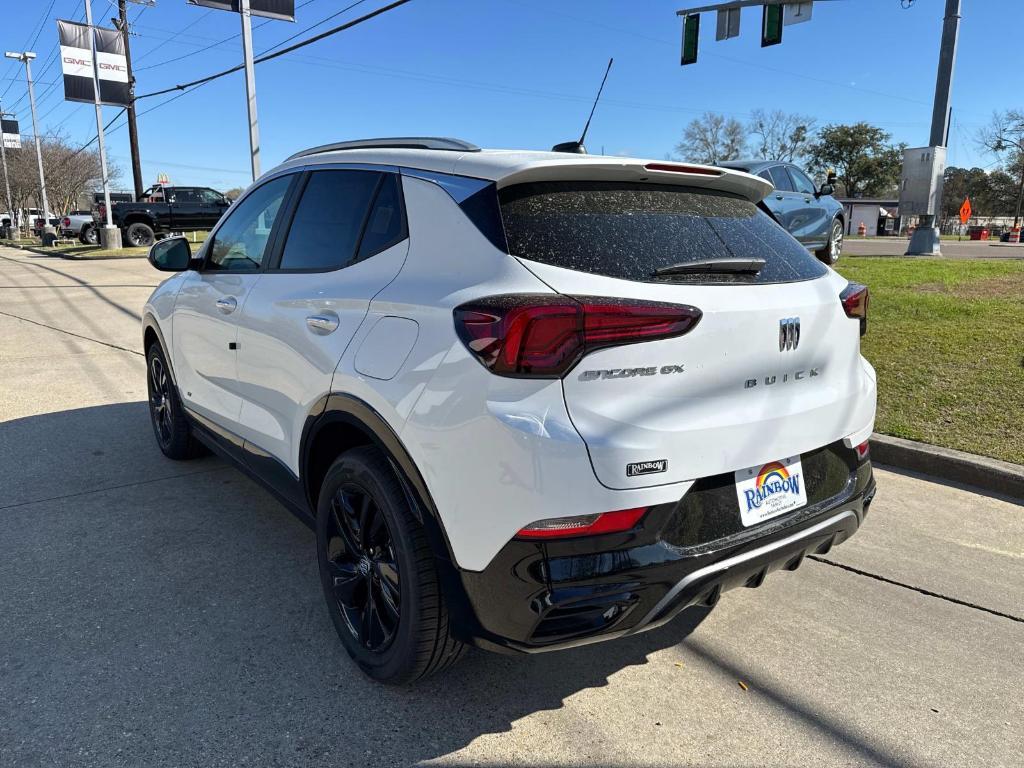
[552,58,613,155]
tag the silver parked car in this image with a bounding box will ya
[60,211,98,244]
[718,160,844,264]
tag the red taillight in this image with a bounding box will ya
[855,440,870,461]
[516,507,648,540]
[840,282,868,336]
[454,295,702,377]
[644,162,722,176]
[62,217,70,228]
[98,204,106,218]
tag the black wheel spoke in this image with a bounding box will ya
[321,481,401,653]
[327,559,362,604]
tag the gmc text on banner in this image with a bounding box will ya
[57,20,130,107]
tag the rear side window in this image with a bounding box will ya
[357,173,407,260]
[498,181,827,284]
[279,170,381,271]
[767,166,794,192]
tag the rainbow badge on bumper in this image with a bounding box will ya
[734,456,807,527]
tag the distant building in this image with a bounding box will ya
[838,198,899,237]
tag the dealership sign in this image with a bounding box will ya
[186,0,295,22]
[57,20,130,107]
[1,118,20,150]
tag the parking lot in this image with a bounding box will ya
[1,245,1022,767]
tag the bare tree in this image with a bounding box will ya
[977,110,1024,226]
[675,112,746,165]
[4,134,117,222]
[748,109,816,164]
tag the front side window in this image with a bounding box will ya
[197,188,225,204]
[788,167,817,195]
[206,175,292,271]
[278,170,382,271]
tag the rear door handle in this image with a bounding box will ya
[306,313,340,334]
[215,296,237,314]
[776,194,784,200]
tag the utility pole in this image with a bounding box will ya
[84,0,122,249]
[906,0,961,256]
[0,106,14,237]
[115,0,145,200]
[240,0,261,181]
[5,51,55,245]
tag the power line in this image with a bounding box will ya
[136,0,413,100]
[134,0,325,72]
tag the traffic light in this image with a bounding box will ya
[681,13,700,65]
[761,3,783,47]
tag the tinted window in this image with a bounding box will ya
[757,170,773,183]
[788,167,816,195]
[767,166,794,192]
[499,181,827,284]
[172,188,198,202]
[197,188,225,204]
[207,175,292,271]
[279,170,380,271]
[357,173,406,260]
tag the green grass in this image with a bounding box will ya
[835,257,1024,465]
[4,230,208,259]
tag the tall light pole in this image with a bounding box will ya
[4,51,55,244]
[0,105,14,237]
[240,0,261,181]
[84,0,122,249]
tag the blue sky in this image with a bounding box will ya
[0,0,1019,191]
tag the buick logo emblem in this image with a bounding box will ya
[779,317,800,351]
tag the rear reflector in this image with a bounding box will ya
[454,294,702,378]
[840,282,869,336]
[855,440,870,460]
[644,162,722,176]
[516,507,648,539]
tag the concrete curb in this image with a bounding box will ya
[869,433,1024,501]
[14,244,144,261]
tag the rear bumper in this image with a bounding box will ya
[451,458,875,654]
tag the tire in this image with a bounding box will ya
[80,225,98,245]
[146,342,205,460]
[316,446,465,684]
[817,218,843,265]
[126,221,155,248]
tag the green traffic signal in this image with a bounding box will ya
[681,13,700,65]
[761,3,783,47]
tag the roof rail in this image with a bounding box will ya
[287,137,480,161]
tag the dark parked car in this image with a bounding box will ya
[718,160,844,264]
[102,185,231,247]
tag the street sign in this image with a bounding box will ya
[959,197,971,224]
[57,20,130,107]
[1,118,19,150]
[681,13,700,64]
[783,2,813,26]
[187,0,295,22]
[715,7,740,40]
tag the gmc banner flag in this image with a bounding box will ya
[57,20,130,107]
[1,119,20,150]
[187,0,295,22]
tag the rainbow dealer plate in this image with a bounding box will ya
[734,456,808,527]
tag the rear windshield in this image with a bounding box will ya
[498,181,827,284]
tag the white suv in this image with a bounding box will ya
[143,138,877,684]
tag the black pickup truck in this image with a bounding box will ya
[102,185,231,247]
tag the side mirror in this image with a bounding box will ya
[818,183,835,197]
[148,236,192,272]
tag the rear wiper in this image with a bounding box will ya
[651,258,766,277]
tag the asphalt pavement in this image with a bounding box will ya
[844,237,1024,259]
[1,246,1021,767]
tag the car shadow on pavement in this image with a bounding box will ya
[1,402,719,766]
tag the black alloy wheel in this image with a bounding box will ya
[324,483,401,652]
[148,353,174,449]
